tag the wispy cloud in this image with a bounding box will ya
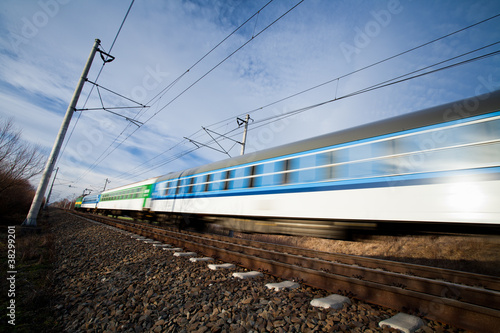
[0,0,499,202]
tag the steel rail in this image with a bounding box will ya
[74,212,500,333]
[189,229,500,291]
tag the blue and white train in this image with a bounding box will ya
[76,90,500,238]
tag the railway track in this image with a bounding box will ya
[74,212,500,332]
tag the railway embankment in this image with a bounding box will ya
[46,210,470,332]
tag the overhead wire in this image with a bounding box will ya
[123,44,500,179]
[201,12,500,133]
[74,0,304,183]
[57,0,136,176]
[81,0,278,182]
[75,7,500,185]
[115,13,500,179]
[136,0,306,125]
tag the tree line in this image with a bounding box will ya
[0,118,45,225]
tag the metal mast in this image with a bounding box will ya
[23,39,101,226]
[44,167,59,209]
[239,114,250,155]
[103,178,111,192]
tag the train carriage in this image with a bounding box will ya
[150,90,500,237]
[80,194,100,211]
[74,196,83,209]
[97,177,158,217]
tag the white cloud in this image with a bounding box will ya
[0,0,499,202]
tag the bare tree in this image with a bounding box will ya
[0,118,45,194]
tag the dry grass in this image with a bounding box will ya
[236,232,500,276]
[0,211,58,332]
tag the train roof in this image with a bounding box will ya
[158,90,500,181]
[101,177,159,194]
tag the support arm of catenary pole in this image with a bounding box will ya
[184,137,231,157]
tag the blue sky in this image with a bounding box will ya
[0,0,499,202]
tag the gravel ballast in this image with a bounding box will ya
[52,212,466,332]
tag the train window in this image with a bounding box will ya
[209,172,225,191]
[392,123,477,157]
[232,167,250,189]
[347,143,373,161]
[452,118,500,146]
[273,160,287,184]
[372,140,395,158]
[179,178,190,195]
[288,155,320,183]
[427,141,499,172]
[282,159,291,184]
[248,165,257,188]
[347,160,378,179]
[394,133,425,155]
[191,175,203,193]
[488,118,500,139]
[316,151,335,180]
[171,180,178,195]
[335,147,350,164]
[223,170,233,190]
[204,174,211,192]
[476,141,500,166]
[254,162,282,187]
[392,148,450,174]
[188,177,195,194]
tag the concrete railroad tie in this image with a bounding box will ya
[173,252,197,257]
[232,271,263,279]
[265,280,300,291]
[379,313,424,333]
[208,263,235,270]
[310,294,351,310]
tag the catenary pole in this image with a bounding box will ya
[44,167,59,209]
[23,39,101,226]
[240,114,250,155]
[103,178,110,191]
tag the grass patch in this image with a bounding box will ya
[0,213,59,332]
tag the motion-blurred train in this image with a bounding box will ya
[75,90,500,238]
